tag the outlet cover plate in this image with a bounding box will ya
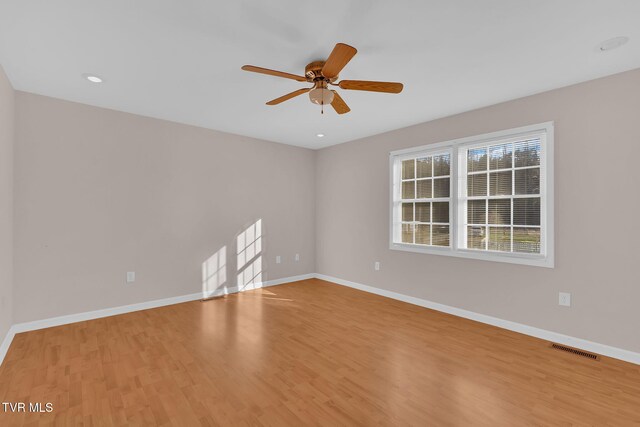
[559,292,571,307]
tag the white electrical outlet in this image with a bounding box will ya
[127,272,136,283]
[276,255,281,264]
[559,292,571,307]
[374,261,380,271]
[295,253,300,262]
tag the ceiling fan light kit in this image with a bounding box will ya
[309,85,334,106]
[241,43,404,115]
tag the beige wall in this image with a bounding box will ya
[13,92,316,323]
[0,66,14,339]
[316,69,640,353]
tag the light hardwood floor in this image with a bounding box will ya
[1,279,639,426]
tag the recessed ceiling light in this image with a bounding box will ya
[598,36,629,52]
[82,73,103,83]
[317,133,325,138]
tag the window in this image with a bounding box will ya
[398,152,451,247]
[390,122,554,267]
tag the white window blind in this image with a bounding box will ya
[390,122,554,268]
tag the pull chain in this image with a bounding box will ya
[321,87,324,114]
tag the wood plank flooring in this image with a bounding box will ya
[0,278,639,426]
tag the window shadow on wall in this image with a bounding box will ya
[236,219,263,291]
[202,246,228,299]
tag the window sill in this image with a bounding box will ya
[389,242,554,268]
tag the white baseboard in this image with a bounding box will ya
[0,273,314,367]
[0,328,13,369]
[315,274,640,366]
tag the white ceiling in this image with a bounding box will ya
[1,1,639,149]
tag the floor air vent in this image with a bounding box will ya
[550,343,600,360]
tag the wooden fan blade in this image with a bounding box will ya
[321,43,357,79]
[242,65,307,82]
[338,80,404,94]
[266,88,311,105]
[330,91,350,114]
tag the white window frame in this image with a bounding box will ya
[389,122,554,268]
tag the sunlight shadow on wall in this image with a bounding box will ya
[238,256,262,290]
[202,246,227,299]
[237,219,262,270]
[237,219,263,291]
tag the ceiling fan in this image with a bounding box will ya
[241,43,403,115]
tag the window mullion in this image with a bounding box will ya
[485,158,489,251]
[451,146,457,251]
[430,158,434,245]
[511,155,515,252]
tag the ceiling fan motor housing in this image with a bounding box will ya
[305,61,337,82]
